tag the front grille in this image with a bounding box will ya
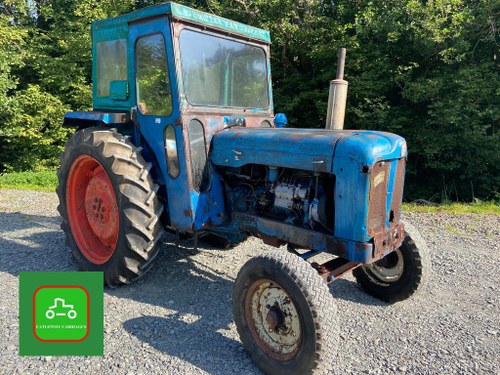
[367,161,390,236]
[367,159,406,237]
[390,158,406,223]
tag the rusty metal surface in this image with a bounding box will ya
[235,213,345,255]
[260,234,284,248]
[312,259,360,283]
[367,158,406,261]
[244,279,302,361]
[372,222,405,261]
[367,161,390,237]
[232,213,378,263]
[390,158,406,224]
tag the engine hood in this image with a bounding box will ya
[210,127,406,172]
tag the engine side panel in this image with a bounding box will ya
[211,127,339,173]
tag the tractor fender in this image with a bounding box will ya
[62,111,131,128]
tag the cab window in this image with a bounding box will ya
[135,34,172,116]
[96,39,127,97]
[188,119,207,190]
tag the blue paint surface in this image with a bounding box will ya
[211,128,405,173]
[211,128,338,172]
[332,133,406,243]
[63,111,127,125]
[274,113,288,128]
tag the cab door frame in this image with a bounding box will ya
[129,17,193,231]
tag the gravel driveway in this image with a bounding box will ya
[0,189,498,374]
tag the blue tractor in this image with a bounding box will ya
[57,3,429,374]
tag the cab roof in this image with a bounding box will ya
[92,2,271,43]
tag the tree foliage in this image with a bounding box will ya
[0,0,498,200]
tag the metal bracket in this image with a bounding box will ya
[312,258,360,284]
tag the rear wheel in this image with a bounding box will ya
[57,127,164,287]
[233,251,338,375]
[353,221,430,303]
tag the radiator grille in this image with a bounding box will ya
[390,158,406,223]
[367,159,406,237]
[367,161,390,236]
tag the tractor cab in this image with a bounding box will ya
[64,2,274,233]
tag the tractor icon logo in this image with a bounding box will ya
[45,298,77,320]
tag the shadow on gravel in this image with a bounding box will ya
[0,209,381,373]
[328,279,388,307]
[0,212,73,276]
[0,209,259,373]
[123,314,251,374]
[116,234,263,374]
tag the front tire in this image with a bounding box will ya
[353,221,430,303]
[57,127,164,287]
[233,251,338,375]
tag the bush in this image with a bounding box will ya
[0,85,72,173]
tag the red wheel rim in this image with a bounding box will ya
[66,155,119,265]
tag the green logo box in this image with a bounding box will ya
[19,272,103,356]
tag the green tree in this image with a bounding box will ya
[0,0,134,172]
[211,0,499,200]
[346,0,499,200]
[0,0,498,200]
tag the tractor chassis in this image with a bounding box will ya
[231,212,405,271]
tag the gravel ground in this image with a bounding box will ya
[0,188,498,374]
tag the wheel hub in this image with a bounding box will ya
[66,154,119,265]
[84,168,118,247]
[367,248,404,282]
[266,305,284,330]
[245,279,301,361]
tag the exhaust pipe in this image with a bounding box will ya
[326,48,348,130]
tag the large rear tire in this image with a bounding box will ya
[353,221,430,303]
[233,251,339,375]
[57,127,164,287]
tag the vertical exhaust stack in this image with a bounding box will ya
[326,48,348,130]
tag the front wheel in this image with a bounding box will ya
[353,221,430,303]
[233,251,339,375]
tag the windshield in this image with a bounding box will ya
[179,29,269,109]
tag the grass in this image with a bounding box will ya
[0,171,58,192]
[0,171,498,214]
[402,201,500,215]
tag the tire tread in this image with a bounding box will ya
[234,251,339,375]
[353,220,430,303]
[57,127,164,287]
